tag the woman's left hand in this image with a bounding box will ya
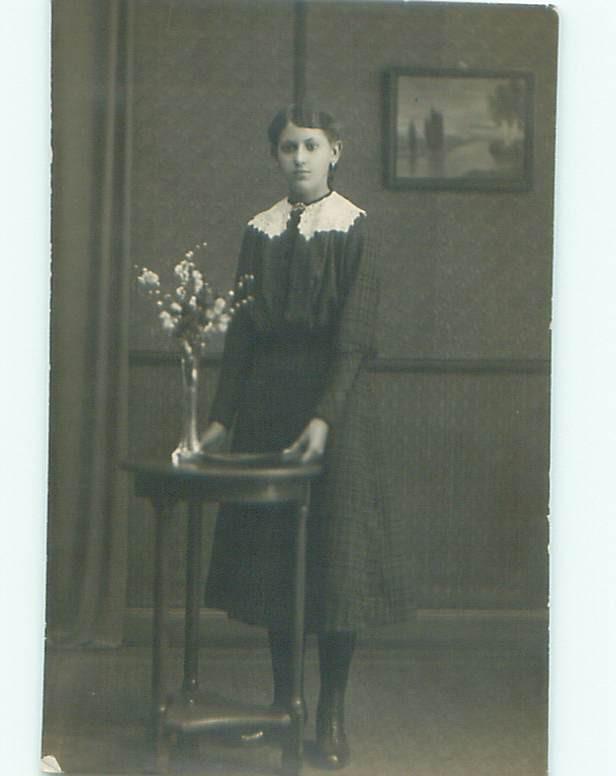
[282,418,330,464]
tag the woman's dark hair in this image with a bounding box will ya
[267,104,342,154]
[268,104,342,188]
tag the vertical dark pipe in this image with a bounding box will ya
[293,0,307,105]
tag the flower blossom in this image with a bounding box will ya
[216,313,231,333]
[193,269,204,294]
[174,260,193,284]
[137,268,160,290]
[159,310,176,333]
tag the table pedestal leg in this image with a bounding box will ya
[174,497,204,763]
[151,496,173,772]
[183,498,203,698]
[282,492,309,776]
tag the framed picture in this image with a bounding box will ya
[384,68,534,191]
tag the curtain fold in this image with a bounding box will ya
[47,0,132,647]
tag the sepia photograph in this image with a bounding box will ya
[42,1,558,774]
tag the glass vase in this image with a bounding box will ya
[171,343,202,465]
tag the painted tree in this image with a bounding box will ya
[488,79,525,146]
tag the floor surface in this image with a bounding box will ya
[42,640,547,776]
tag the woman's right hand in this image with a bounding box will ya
[199,421,228,452]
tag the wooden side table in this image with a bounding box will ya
[123,456,323,776]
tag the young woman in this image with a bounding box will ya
[200,104,411,769]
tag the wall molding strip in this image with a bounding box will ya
[123,606,548,650]
[129,350,550,375]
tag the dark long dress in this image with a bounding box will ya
[205,191,414,632]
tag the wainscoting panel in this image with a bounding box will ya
[374,370,549,609]
[127,358,549,611]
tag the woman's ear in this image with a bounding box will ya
[331,140,343,167]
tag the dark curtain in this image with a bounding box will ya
[47,0,133,647]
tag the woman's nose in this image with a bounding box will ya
[294,146,307,166]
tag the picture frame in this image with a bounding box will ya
[384,67,534,191]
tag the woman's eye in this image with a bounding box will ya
[280,142,295,154]
[305,142,318,152]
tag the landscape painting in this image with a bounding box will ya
[385,68,533,190]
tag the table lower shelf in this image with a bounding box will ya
[162,690,293,736]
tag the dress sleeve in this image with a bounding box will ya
[208,229,256,429]
[314,219,379,428]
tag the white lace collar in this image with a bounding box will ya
[248,191,366,240]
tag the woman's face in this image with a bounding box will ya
[276,122,341,203]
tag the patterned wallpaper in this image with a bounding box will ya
[128,2,556,360]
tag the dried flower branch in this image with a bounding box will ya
[135,241,254,353]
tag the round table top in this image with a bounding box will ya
[123,453,323,484]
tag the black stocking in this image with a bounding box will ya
[268,628,306,711]
[315,630,356,767]
[317,630,356,708]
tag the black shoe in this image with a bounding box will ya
[315,696,350,770]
